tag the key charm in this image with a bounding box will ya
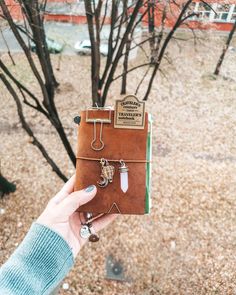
[98,158,115,188]
[119,160,129,193]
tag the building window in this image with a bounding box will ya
[186,2,212,21]
[197,2,212,20]
[185,2,197,19]
[214,4,230,21]
[187,2,236,23]
[229,4,236,22]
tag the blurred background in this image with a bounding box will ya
[0,0,236,294]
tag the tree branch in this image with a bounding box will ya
[135,65,151,95]
[0,72,68,182]
[1,1,76,167]
[0,59,49,118]
[0,1,50,106]
[101,0,144,105]
[113,62,152,81]
[142,0,193,101]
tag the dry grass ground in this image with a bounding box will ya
[0,31,236,294]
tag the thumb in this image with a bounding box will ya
[56,185,97,218]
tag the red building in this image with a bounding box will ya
[140,0,236,31]
[44,0,88,24]
[3,0,236,32]
[3,0,110,24]
[4,0,23,20]
[4,0,87,23]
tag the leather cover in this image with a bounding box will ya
[75,109,148,214]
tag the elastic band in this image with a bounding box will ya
[77,156,151,163]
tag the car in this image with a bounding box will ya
[74,39,108,56]
[30,37,64,54]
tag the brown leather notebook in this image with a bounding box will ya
[75,108,150,215]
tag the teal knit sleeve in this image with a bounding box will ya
[0,222,74,295]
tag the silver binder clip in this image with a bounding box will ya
[86,106,112,151]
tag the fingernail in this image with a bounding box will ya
[84,185,95,192]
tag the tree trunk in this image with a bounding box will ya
[214,20,236,76]
[121,0,130,95]
[84,0,102,106]
[148,0,156,64]
[121,37,131,94]
[0,175,16,197]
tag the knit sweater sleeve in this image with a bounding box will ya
[0,222,74,295]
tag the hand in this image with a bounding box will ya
[37,175,117,257]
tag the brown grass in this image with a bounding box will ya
[0,31,236,294]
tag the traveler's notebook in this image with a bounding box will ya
[75,96,152,215]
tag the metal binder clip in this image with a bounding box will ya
[91,120,104,151]
[86,106,112,151]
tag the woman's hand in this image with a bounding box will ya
[37,175,117,257]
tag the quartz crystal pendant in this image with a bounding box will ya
[119,160,129,193]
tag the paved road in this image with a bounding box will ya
[45,22,90,54]
[0,22,110,55]
[0,22,142,60]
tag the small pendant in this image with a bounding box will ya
[80,224,91,239]
[89,234,100,242]
[88,223,100,242]
[119,160,129,193]
[98,158,115,188]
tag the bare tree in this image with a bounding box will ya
[214,20,236,76]
[84,0,209,104]
[141,0,197,100]
[0,0,214,182]
[0,0,76,182]
[84,0,146,106]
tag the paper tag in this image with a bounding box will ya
[114,95,145,129]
